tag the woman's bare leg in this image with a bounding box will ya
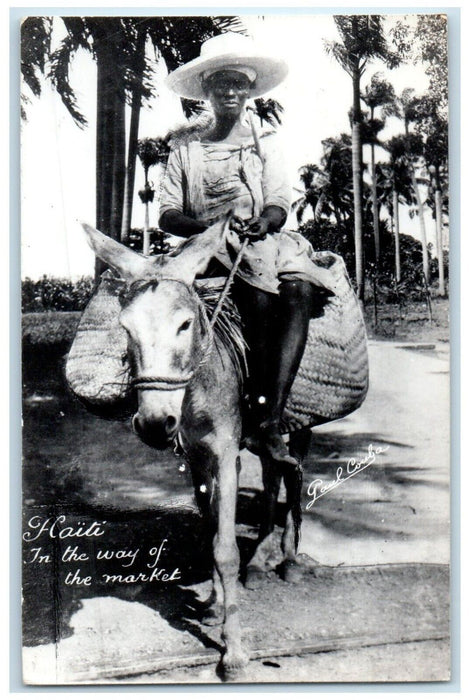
[233,279,315,466]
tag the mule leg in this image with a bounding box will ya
[186,450,224,625]
[245,456,283,589]
[212,444,248,675]
[201,563,224,626]
[281,428,319,582]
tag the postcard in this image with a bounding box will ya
[20,11,451,684]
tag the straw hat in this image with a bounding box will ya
[165,32,288,100]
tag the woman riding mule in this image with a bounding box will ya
[160,33,337,467]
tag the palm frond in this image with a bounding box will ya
[48,34,88,127]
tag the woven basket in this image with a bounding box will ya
[282,252,369,432]
[65,271,134,419]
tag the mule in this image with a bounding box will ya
[82,219,312,676]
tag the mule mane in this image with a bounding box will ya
[120,277,247,385]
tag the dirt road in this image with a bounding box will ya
[21,340,451,684]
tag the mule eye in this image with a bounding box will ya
[177,319,192,334]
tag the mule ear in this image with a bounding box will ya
[82,223,157,281]
[163,215,229,284]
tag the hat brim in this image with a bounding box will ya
[165,52,288,100]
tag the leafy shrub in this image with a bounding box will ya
[22,276,94,312]
[300,217,445,302]
[127,228,170,254]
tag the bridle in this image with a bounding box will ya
[128,278,214,393]
[126,229,249,393]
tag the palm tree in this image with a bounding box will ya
[393,88,430,284]
[21,15,245,274]
[43,17,155,277]
[409,94,448,296]
[292,134,354,234]
[136,137,170,254]
[325,15,400,301]
[253,98,284,127]
[292,164,327,225]
[361,73,398,264]
[376,138,415,282]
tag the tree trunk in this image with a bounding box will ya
[371,143,380,265]
[404,120,429,283]
[434,172,445,296]
[411,169,429,284]
[109,85,126,242]
[121,29,146,244]
[392,188,401,282]
[314,191,327,222]
[143,201,150,255]
[351,67,364,301]
[95,48,116,281]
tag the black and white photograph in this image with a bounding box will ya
[20,10,451,685]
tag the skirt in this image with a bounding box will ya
[215,228,340,296]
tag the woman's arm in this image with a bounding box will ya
[159,209,207,237]
[261,133,291,217]
[159,147,207,237]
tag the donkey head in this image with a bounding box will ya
[83,219,228,448]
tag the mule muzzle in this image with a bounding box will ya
[132,413,179,449]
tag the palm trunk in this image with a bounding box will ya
[411,169,429,284]
[314,191,327,221]
[120,96,142,244]
[371,143,380,264]
[143,201,150,255]
[142,167,150,255]
[94,43,127,282]
[435,188,445,296]
[404,120,429,283]
[121,29,146,244]
[95,48,116,281]
[351,67,364,301]
[331,194,344,234]
[392,188,401,282]
[434,166,445,296]
[109,85,126,242]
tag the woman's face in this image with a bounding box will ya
[204,70,251,119]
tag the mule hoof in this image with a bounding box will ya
[280,554,320,584]
[280,559,305,584]
[245,566,268,590]
[221,649,249,680]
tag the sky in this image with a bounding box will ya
[20,12,437,279]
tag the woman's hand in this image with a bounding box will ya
[230,215,269,241]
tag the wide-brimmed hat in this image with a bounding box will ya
[165,32,288,100]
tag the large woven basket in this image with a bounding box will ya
[66,254,368,428]
[282,252,369,432]
[65,271,134,419]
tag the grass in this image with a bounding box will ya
[22,311,81,346]
[363,297,449,344]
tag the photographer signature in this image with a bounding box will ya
[306,443,390,510]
